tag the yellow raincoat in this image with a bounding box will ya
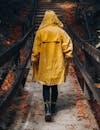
[31,10,73,86]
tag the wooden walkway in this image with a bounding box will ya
[10,64,99,130]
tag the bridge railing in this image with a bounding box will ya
[0,0,38,110]
[66,24,100,105]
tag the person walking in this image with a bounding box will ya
[31,10,73,122]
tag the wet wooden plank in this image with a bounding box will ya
[10,65,99,130]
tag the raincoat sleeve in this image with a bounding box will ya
[61,31,73,59]
[31,31,41,62]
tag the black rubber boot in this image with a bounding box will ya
[51,102,56,115]
[45,102,52,122]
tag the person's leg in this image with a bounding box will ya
[51,85,58,102]
[43,85,50,102]
[43,85,51,122]
[51,85,58,114]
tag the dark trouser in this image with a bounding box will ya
[43,85,58,102]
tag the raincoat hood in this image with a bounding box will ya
[38,10,63,30]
